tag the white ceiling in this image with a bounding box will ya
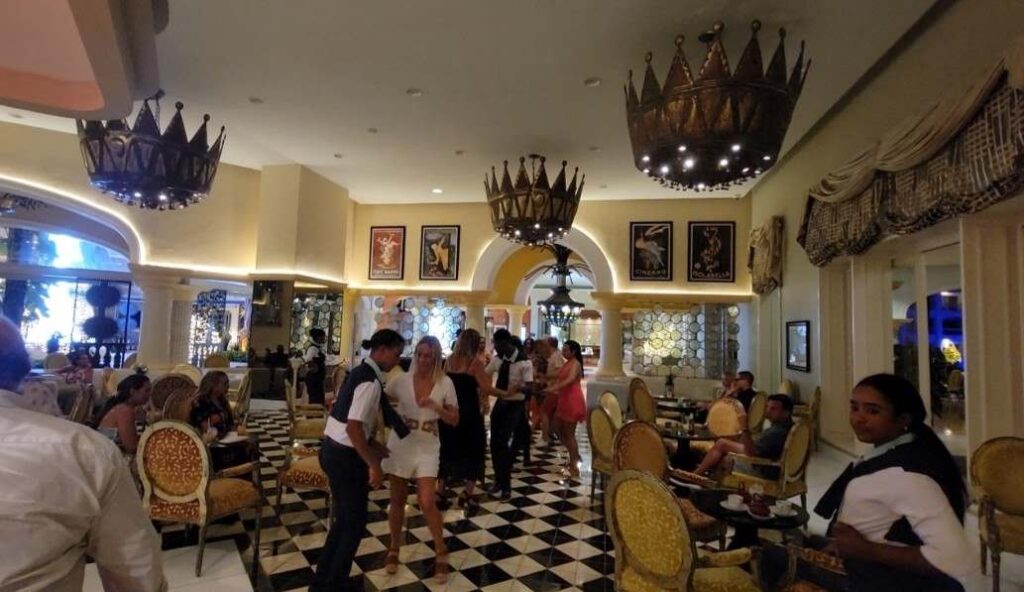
[1,0,936,203]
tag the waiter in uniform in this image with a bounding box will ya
[310,329,408,592]
[303,328,328,406]
[485,330,533,500]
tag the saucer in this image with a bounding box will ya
[719,500,745,512]
[773,506,798,517]
[746,508,774,520]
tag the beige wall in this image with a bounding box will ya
[347,197,752,293]
[749,0,1024,448]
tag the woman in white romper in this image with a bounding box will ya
[383,336,459,583]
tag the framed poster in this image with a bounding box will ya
[630,221,673,281]
[786,320,811,372]
[688,221,736,282]
[369,226,405,280]
[419,225,460,280]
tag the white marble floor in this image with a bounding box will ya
[83,540,253,591]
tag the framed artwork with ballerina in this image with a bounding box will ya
[688,221,735,282]
[419,225,460,281]
[369,226,405,280]
[630,221,673,281]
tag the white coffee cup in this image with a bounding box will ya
[772,501,794,515]
[727,494,743,508]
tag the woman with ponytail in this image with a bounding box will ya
[94,370,151,454]
[812,373,975,591]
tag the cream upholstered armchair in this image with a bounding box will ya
[587,405,616,500]
[629,382,657,424]
[600,390,624,429]
[276,445,331,521]
[747,391,769,433]
[162,388,197,422]
[613,420,726,548]
[136,421,262,577]
[227,371,253,420]
[721,421,813,510]
[149,373,197,421]
[170,363,203,385]
[285,381,326,443]
[793,387,821,451]
[606,469,761,591]
[971,436,1024,592]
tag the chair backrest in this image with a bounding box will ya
[233,372,254,420]
[170,364,203,385]
[123,352,138,368]
[628,377,647,397]
[587,406,616,466]
[326,365,347,397]
[150,373,197,411]
[599,391,624,429]
[136,421,211,523]
[203,353,230,368]
[44,352,70,370]
[780,421,813,484]
[778,379,795,396]
[162,388,197,422]
[613,420,668,478]
[809,386,821,414]
[606,469,692,591]
[68,385,94,424]
[971,436,1024,515]
[706,398,744,437]
[284,380,297,421]
[747,391,769,431]
[629,385,657,424]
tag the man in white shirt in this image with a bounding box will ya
[484,330,534,500]
[0,315,165,592]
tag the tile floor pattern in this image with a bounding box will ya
[170,410,615,592]
[142,409,1024,592]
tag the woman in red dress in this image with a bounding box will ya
[543,340,586,478]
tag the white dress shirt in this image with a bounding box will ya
[0,389,166,592]
[485,356,534,402]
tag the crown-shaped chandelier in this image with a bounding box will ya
[537,245,587,329]
[625,21,809,191]
[77,91,226,210]
[485,155,584,246]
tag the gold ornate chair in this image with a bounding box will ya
[170,363,204,385]
[68,385,94,424]
[778,380,796,397]
[606,469,761,591]
[971,436,1024,592]
[747,391,769,433]
[690,398,745,455]
[587,405,616,500]
[599,391,624,429]
[276,445,332,522]
[325,364,348,399]
[203,353,230,368]
[285,381,326,442]
[227,371,253,420]
[613,420,726,548]
[136,421,263,577]
[162,388,197,422]
[721,421,812,510]
[150,373,197,418]
[793,387,820,451]
[43,352,70,370]
[629,383,657,424]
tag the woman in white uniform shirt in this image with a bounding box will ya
[812,373,974,591]
[383,336,459,583]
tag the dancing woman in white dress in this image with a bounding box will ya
[382,336,459,583]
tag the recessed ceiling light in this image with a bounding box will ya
[588,146,600,152]
[367,127,378,134]
[406,88,424,97]
[455,149,465,156]
[431,188,443,194]
[583,77,602,88]
[333,153,344,159]
[600,184,608,189]
[9,112,23,119]
[248,97,264,104]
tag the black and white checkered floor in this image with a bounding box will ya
[160,410,615,591]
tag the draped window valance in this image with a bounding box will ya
[798,37,1024,266]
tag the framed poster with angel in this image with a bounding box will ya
[369,226,405,280]
[419,225,460,280]
[630,221,673,281]
[688,221,736,282]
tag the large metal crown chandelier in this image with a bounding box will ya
[485,155,584,246]
[537,245,587,329]
[77,91,226,210]
[625,20,809,191]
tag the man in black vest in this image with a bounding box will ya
[311,329,407,592]
[485,330,534,500]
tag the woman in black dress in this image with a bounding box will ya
[439,328,491,511]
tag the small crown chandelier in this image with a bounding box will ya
[625,21,810,191]
[537,245,586,329]
[77,91,226,210]
[485,155,584,246]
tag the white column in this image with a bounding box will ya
[961,215,1024,457]
[506,305,528,338]
[133,271,181,371]
[595,298,625,378]
[168,285,203,366]
[849,256,894,380]
[465,303,485,333]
